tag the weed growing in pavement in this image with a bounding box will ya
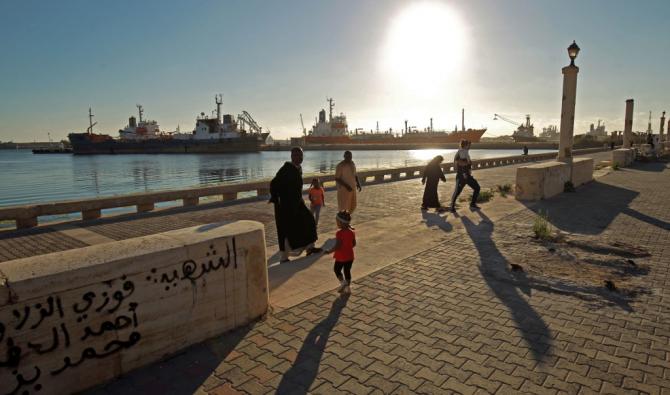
[533,211,552,240]
[496,184,513,197]
[475,189,494,203]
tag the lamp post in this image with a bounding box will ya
[557,41,580,161]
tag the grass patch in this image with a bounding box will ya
[533,211,552,240]
[612,162,620,170]
[475,189,494,203]
[496,183,513,197]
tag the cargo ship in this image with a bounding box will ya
[304,99,485,145]
[68,96,269,154]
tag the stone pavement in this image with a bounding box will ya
[6,151,670,394]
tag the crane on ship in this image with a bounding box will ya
[493,113,536,140]
[237,111,264,134]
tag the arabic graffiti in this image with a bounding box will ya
[1,236,240,395]
[145,238,238,292]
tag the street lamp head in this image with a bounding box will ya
[567,40,580,65]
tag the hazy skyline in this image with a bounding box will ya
[1,0,668,142]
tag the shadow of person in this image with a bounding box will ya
[421,210,453,232]
[268,239,334,292]
[461,212,552,364]
[276,294,349,394]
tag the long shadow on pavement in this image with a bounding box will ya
[622,207,670,231]
[461,212,552,364]
[524,180,639,235]
[421,210,454,232]
[276,294,349,394]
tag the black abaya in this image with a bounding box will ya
[421,162,446,208]
[270,162,317,251]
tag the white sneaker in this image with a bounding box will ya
[337,280,347,293]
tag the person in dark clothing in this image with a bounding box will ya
[610,141,615,150]
[421,155,447,211]
[646,133,654,149]
[449,140,480,212]
[269,147,321,262]
[523,145,529,155]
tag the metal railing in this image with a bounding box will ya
[0,148,608,229]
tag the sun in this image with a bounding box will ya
[380,2,468,95]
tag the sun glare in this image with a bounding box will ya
[380,2,468,95]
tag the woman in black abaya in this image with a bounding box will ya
[421,155,447,211]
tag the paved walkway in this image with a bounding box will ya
[7,151,670,394]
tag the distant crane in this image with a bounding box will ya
[300,113,306,136]
[494,113,535,140]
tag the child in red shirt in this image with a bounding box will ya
[308,178,325,226]
[325,211,356,294]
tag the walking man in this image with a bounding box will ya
[449,140,481,212]
[335,150,361,213]
[270,147,322,262]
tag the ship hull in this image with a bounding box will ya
[68,133,265,154]
[304,129,486,145]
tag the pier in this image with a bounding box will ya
[2,148,670,394]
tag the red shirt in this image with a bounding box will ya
[333,228,355,262]
[308,187,324,206]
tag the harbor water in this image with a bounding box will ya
[0,148,554,208]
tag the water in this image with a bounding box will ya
[0,148,554,207]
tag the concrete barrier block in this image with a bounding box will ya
[222,192,237,201]
[571,157,594,187]
[82,208,101,220]
[183,197,199,207]
[612,148,634,167]
[136,202,155,213]
[515,161,570,201]
[16,216,38,229]
[0,220,267,395]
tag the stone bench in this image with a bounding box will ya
[0,220,268,395]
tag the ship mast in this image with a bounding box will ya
[87,107,97,135]
[327,97,334,123]
[137,104,144,123]
[215,94,223,123]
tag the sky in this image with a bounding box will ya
[1,0,669,142]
